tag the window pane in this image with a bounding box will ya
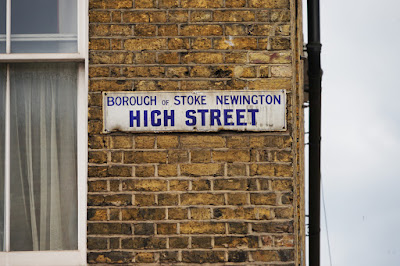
[10,63,77,251]
[0,0,5,53]
[0,65,5,251]
[11,0,77,53]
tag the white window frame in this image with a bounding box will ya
[0,0,88,265]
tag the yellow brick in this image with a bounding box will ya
[190,11,212,22]
[123,180,168,192]
[248,79,291,91]
[257,208,274,220]
[227,193,248,205]
[168,38,190,49]
[271,65,293,78]
[168,11,188,22]
[191,38,212,50]
[135,165,155,177]
[169,180,189,191]
[225,52,247,64]
[192,180,211,191]
[124,39,167,51]
[158,52,180,64]
[135,0,157,8]
[157,136,179,148]
[135,136,155,149]
[212,150,250,162]
[181,136,225,148]
[249,25,273,36]
[233,66,257,78]
[123,12,149,23]
[249,0,289,8]
[214,179,248,190]
[181,0,223,8]
[214,207,257,220]
[89,11,111,23]
[180,25,223,36]
[191,150,211,163]
[227,164,247,176]
[249,52,292,64]
[89,39,110,50]
[180,222,225,234]
[250,193,277,205]
[158,164,178,177]
[110,25,132,36]
[125,151,168,164]
[168,208,188,220]
[135,25,157,36]
[225,0,246,7]
[165,67,189,78]
[225,25,247,35]
[158,25,179,36]
[135,194,156,206]
[181,163,224,177]
[214,11,255,22]
[226,136,249,148]
[159,0,179,8]
[181,193,224,205]
[214,38,257,50]
[190,208,211,220]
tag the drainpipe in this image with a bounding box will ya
[307,0,322,264]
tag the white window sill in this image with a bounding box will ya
[0,250,86,266]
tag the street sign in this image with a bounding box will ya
[103,90,286,133]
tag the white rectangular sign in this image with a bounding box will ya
[103,90,286,133]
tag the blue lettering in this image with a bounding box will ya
[210,109,222,126]
[224,109,234,126]
[151,110,161,126]
[236,109,247,126]
[274,95,281,104]
[216,96,223,105]
[231,95,239,105]
[107,97,115,106]
[164,110,175,126]
[130,110,140,127]
[266,95,272,104]
[242,96,250,105]
[251,95,258,104]
[174,96,180,105]
[144,110,148,127]
[248,109,259,125]
[185,110,196,126]
[198,109,209,126]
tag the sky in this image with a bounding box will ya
[305,0,400,265]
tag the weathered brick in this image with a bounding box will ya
[88,223,132,235]
[135,0,157,8]
[169,237,188,248]
[252,221,294,233]
[190,208,211,220]
[88,180,108,192]
[181,163,224,177]
[135,165,155,177]
[214,236,258,248]
[249,52,292,64]
[180,25,223,36]
[212,150,250,162]
[135,223,155,235]
[158,193,179,206]
[87,252,132,264]
[135,252,155,263]
[87,237,107,250]
[249,0,290,8]
[169,180,189,191]
[214,207,257,220]
[157,136,179,148]
[180,222,225,234]
[250,193,277,205]
[134,136,155,149]
[123,179,168,192]
[227,193,248,205]
[214,179,248,190]
[110,136,133,149]
[122,237,166,249]
[158,164,178,177]
[125,151,168,164]
[124,39,167,51]
[214,11,255,22]
[181,0,223,8]
[192,237,212,248]
[190,11,212,22]
[182,52,224,64]
[168,208,188,220]
[192,180,211,191]
[157,223,177,234]
[181,193,224,205]
[181,136,225,148]
[135,194,156,206]
[88,209,107,221]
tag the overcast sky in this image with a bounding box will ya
[306,0,400,265]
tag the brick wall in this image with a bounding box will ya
[88,0,304,264]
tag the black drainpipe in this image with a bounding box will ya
[307,0,322,264]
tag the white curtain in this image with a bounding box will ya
[9,63,77,251]
[0,64,5,251]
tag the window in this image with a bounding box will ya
[0,0,87,265]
